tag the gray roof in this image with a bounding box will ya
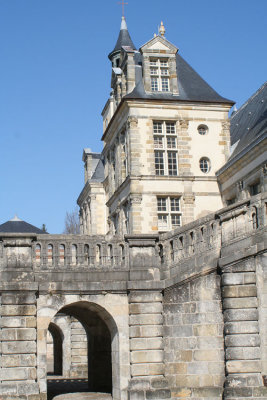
[229,81,267,159]
[125,52,234,104]
[0,216,46,234]
[91,159,104,182]
[109,17,136,59]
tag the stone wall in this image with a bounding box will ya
[0,283,38,399]
[70,317,88,378]
[164,273,224,399]
[0,193,266,400]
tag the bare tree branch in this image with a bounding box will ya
[63,208,80,234]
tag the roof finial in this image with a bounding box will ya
[159,21,166,37]
[10,214,22,222]
[118,0,128,17]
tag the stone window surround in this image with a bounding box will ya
[157,195,182,231]
[198,124,209,135]
[153,120,178,176]
[150,58,170,92]
[199,157,211,173]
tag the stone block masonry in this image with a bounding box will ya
[128,290,171,399]
[163,273,224,399]
[0,283,39,399]
[0,194,266,400]
[222,258,267,399]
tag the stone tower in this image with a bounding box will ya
[78,18,234,236]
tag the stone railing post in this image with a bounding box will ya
[221,258,265,399]
[0,283,39,399]
[126,234,171,399]
[128,290,170,400]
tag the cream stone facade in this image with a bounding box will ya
[78,19,233,237]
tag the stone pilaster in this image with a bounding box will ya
[168,56,179,95]
[261,163,267,192]
[182,192,195,225]
[220,120,231,160]
[128,290,171,400]
[0,283,39,399]
[129,194,143,235]
[222,259,267,399]
[177,118,192,176]
[90,195,97,235]
[142,56,151,92]
[128,116,140,176]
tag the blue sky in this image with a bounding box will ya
[0,0,266,233]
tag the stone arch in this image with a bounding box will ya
[48,322,63,375]
[37,293,130,400]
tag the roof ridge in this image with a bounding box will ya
[231,81,267,120]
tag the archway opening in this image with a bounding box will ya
[47,322,63,376]
[47,301,114,399]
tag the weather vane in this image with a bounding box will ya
[118,0,128,17]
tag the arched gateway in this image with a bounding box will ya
[37,295,130,400]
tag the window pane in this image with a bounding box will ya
[171,214,181,228]
[167,136,176,148]
[168,152,178,176]
[160,60,168,67]
[154,136,164,148]
[198,125,208,135]
[151,77,158,91]
[166,122,175,134]
[150,60,157,66]
[153,122,163,133]
[150,68,158,75]
[157,197,167,211]
[161,78,169,91]
[170,197,180,211]
[199,158,210,173]
[155,151,165,175]
[161,68,169,76]
[158,215,168,231]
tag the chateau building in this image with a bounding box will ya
[78,18,234,236]
[0,16,266,400]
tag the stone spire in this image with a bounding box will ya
[108,16,136,60]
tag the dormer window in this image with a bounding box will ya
[150,59,169,92]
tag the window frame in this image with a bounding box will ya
[153,121,178,176]
[150,58,170,92]
[157,196,182,232]
[197,124,208,135]
[199,157,211,173]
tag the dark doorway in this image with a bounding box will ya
[48,322,63,376]
[47,302,112,399]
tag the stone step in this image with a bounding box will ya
[53,393,112,400]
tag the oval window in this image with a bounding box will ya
[199,157,211,173]
[198,125,208,135]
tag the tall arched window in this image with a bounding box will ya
[96,245,101,265]
[84,244,90,265]
[108,244,113,265]
[71,245,77,266]
[48,244,53,266]
[35,244,41,267]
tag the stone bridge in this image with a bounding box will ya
[0,193,266,400]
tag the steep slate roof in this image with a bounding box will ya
[125,51,234,104]
[0,216,46,234]
[109,16,136,59]
[91,159,104,182]
[229,81,267,159]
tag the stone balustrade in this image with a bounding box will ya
[160,192,266,271]
[0,235,128,271]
